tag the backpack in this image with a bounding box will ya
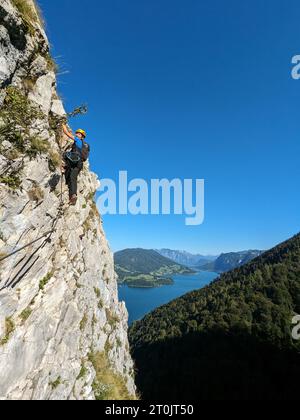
[81,141,90,162]
[69,140,90,162]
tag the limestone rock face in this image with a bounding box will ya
[0,0,136,400]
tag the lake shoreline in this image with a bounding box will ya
[118,270,219,325]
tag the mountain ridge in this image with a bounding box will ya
[156,248,217,267]
[115,248,194,287]
[200,249,263,272]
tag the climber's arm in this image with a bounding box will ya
[62,124,75,141]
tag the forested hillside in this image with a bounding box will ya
[129,233,300,400]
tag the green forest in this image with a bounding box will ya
[129,233,300,400]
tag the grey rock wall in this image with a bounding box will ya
[0,0,136,400]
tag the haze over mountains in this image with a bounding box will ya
[157,248,264,273]
[156,249,217,267]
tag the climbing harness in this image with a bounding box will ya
[65,151,81,163]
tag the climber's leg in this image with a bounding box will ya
[65,163,71,190]
[65,161,77,205]
[65,163,70,187]
[69,162,83,204]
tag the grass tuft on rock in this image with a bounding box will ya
[39,272,52,291]
[49,376,61,390]
[0,174,22,190]
[20,308,32,322]
[0,318,15,346]
[88,351,134,400]
[12,0,44,33]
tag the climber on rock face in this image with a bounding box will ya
[62,124,90,206]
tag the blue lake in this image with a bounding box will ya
[118,271,219,325]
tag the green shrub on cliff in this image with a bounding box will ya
[12,0,44,32]
[0,86,46,157]
[88,351,134,400]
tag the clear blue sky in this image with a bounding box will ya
[39,0,300,254]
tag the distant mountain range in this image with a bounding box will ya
[156,249,217,267]
[114,247,263,288]
[200,250,263,273]
[114,249,194,288]
[156,248,263,273]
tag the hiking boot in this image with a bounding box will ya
[69,194,77,206]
